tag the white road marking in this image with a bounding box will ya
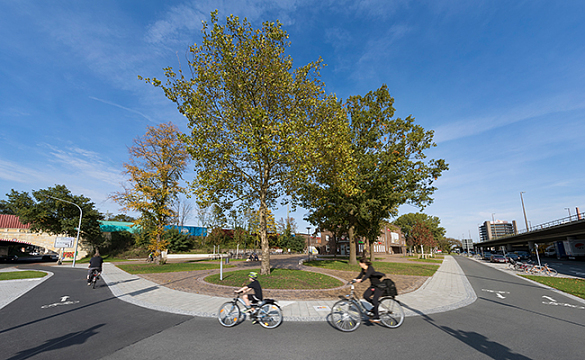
[41,295,79,309]
[496,293,506,299]
[541,295,585,310]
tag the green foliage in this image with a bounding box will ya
[278,229,305,252]
[4,185,105,250]
[141,12,352,274]
[301,85,448,264]
[394,213,446,249]
[164,228,194,253]
[436,237,462,254]
[101,231,136,256]
[112,122,189,258]
[107,213,136,222]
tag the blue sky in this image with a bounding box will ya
[1,1,584,242]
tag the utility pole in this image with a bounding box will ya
[520,192,529,231]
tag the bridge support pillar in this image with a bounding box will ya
[506,244,513,252]
[528,241,535,251]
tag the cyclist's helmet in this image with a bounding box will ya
[248,271,258,279]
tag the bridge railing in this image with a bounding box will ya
[517,211,584,234]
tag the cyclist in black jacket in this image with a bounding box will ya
[354,257,385,323]
[87,251,103,285]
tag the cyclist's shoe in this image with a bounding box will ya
[87,282,91,286]
[369,318,381,323]
[242,307,253,313]
[252,319,259,324]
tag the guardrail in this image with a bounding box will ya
[518,212,584,234]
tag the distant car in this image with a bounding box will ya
[544,248,556,257]
[483,252,493,260]
[490,254,507,263]
[505,253,520,262]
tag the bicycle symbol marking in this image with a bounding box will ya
[41,295,79,309]
[541,295,585,310]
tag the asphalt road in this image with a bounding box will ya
[0,264,188,360]
[1,258,584,360]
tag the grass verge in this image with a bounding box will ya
[205,268,343,289]
[304,260,439,277]
[408,258,443,264]
[521,275,585,300]
[0,271,47,281]
[117,262,235,274]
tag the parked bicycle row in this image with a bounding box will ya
[507,259,558,276]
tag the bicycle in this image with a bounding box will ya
[89,269,100,289]
[217,293,283,329]
[528,263,557,276]
[330,280,404,332]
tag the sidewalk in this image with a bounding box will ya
[1,255,477,320]
[0,267,53,310]
[101,255,477,321]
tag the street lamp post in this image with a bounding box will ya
[565,207,571,220]
[491,213,496,240]
[307,227,311,261]
[520,192,529,232]
[47,195,83,267]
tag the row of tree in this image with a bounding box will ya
[132,12,448,273]
[1,12,450,270]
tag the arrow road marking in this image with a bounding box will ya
[481,289,510,300]
[542,295,556,302]
[41,295,79,309]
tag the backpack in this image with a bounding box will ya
[376,278,398,297]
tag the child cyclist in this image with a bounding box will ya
[235,271,263,313]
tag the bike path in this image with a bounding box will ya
[0,255,477,321]
[100,255,477,321]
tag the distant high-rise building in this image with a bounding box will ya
[479,220,517,241]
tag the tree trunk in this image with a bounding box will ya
[348,226,357,265]
[259,196,271,275]
[369,240,375,261]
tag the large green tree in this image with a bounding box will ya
[4,185,104,252]
[112,122,189,263]
[141,12,351,274]
[302,85,448,264]
[393,212,446,248]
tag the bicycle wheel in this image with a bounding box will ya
[378,298,404,329]
[257,303,283,329]
[546,268,558,276]
[218,301,241,327]
[330,299,361,332]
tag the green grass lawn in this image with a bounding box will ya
[0,271,47,281]
[117,262,235,274]
[205,268,344,289]
[304,260,439,277]
[521,275,585,300]
[408,258,444,264]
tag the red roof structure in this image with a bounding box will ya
[0,214,31,229]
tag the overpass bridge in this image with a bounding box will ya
[477,212,585,254]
